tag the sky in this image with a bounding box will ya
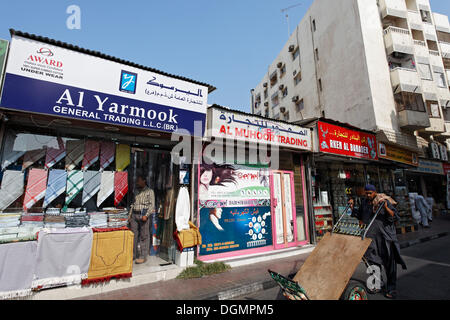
[0,0,449,113]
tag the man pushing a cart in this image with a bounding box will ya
[349,184,407,299]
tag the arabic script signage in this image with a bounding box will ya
[317,121,378,160]
[209,108,311,151]
[0,35,208,136]
[378,143,418,166]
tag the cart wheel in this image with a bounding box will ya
[341,280,369,301]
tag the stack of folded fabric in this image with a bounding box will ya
[107,210,129,228]
[44,215,66,229]
[65,213,89,228]
[88,212,108,228]
[20,213,44,228]
[45,208,61,216]
[0,213,22,228]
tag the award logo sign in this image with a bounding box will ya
[199,163,273,256]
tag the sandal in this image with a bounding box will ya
[384,291,397,299]
[367,288,381,294]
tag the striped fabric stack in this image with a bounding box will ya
[44,215,66,229]
[107,210,129,228]
[21,213,44,228]
[88,212,108,228]
[64,208,89,228]
[0,213,21,229]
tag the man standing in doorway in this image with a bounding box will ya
[349,184,407,299]
[129,174,155,264]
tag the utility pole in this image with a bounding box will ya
[281,3,302,37]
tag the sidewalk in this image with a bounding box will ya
[79,216,450,300]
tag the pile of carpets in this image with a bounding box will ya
[107,211,129,228]
[20,213,44,228]
[43,215,66,229]
[0,214,21,228]
[88,212,108,228]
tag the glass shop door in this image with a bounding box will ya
[270,170,297,249]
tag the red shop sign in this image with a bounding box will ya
[443,163,450,174]
[318,121,378,160]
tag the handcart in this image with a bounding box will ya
[268,201,386,300]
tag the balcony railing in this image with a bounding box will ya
[414,40,426,46]
[384,26,410,35]
[429,50,440,56]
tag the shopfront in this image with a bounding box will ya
[406,158,446,214]
[197,106,312,261]
[0,30,214,297]
[310,120,379,241]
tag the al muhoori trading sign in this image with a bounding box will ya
[0,35,209,136]
[208,108,311,151]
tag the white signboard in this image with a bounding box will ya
[208,108,311,151]
[1,35,209,136]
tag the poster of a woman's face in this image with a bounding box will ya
[199,163,237,197]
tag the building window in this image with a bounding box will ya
[417,63,433,80]
[427,101,441,118]
[264,89,268,100]
[265,110,269,118]
[394,92,426,112]
[315,48,319,61]
[292,47,300,61]
[312,19,316,32]
[284,111,290,121]
[318,79,323,92]
[295,98,304,112]
[271,92,279,107]
[420,10,431,23]
[280,64,286,78]
[270,71,278,87]
[294,72,302,86]
[282,86,288,98]
[434,71,447,88]
[255,94,261,109]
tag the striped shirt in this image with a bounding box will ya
[129,187,155,218]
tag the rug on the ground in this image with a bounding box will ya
[82,229,133,285]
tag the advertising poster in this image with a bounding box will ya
[318,121,378,160]
[199,163,273,256]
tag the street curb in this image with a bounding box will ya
[203,232,450,300]
[399,231,450,249]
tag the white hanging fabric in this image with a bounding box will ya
[175,186,190,232]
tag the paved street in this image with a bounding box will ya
[234,234,450,300]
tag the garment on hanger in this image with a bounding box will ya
[175,186,190,232]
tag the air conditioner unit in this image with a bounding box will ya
[279,84,285,91]
[263,82,268,88]
[277,62,283,68]
[280,107,286,113]
[264,102,269,107]
[288,45,295,52]
[292,96,299,102]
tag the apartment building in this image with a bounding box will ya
[251,0,450,154]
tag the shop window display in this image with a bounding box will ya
[0,126,178,264]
